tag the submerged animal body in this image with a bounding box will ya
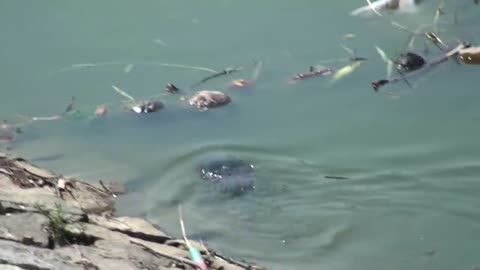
[350,0,424,17]
[200,159,255,195]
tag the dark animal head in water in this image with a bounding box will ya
[200,159,255,195]
[396,52,425,72]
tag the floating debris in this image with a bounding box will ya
[52,61,217,76]
[342,33,356,40]
[112,85,136,102]
[331,60,364,82]
[189,90,231,109]
[372,41,471,91]
[458,46,480,64]
[290,66,335,83]
[190,66,243,88]
[112,85,164,114]
[153,38,168,47]
[350,0,421,17]
[131,100,164,114]
[95,105,108,117]
[123,64,134,73]
[229,60,263,89]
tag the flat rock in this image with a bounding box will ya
[13,159,57,179]
[165,239,205,252]
[129,238,190,262]
[1,156,114,216]
[0,265,25,270]
[0,212,50,247]
[0,239,84,270]
[66,181,115,215]
[0,172,113,216]
[88,215,170,242]
[0,177,84,216]
[66,223,130,244]
[57,240,189,270]
[210,259,247,270]
[101,181,127,195]
[189,90,231,109]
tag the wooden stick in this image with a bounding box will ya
[178,205,191,247]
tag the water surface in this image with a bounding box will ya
[1,1,480,269]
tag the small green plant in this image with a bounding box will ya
[36,203,71,246]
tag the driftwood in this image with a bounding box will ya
[0,157,57,189]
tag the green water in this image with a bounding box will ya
[1,1,480,269]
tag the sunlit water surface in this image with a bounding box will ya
[1,1,480,269]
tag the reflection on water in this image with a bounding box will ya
[1,1,480,270]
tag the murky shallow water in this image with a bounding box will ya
[1,1,480,269]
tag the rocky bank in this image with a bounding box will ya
[0,152,266,270]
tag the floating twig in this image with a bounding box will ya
[372,42,469,91]
[190,66,243,88]
[99,180,117,198]
[112,85,136,102]
[51,61,218,76]
[324,175,350,180]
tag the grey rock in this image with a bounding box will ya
[129,238,195,268]
[0,213,50,247]
[66,223,129,244]
[0,183,83,217]
[0,265,25,270]
[0,239,83,270]
[165,239,205,252]
[64,181,115,215]
[0,174,113,216]
[57,240,188,270]
[0,201,85,224]
[88,215,171,243]
[189,90,231,109]
[13,160,57,179]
